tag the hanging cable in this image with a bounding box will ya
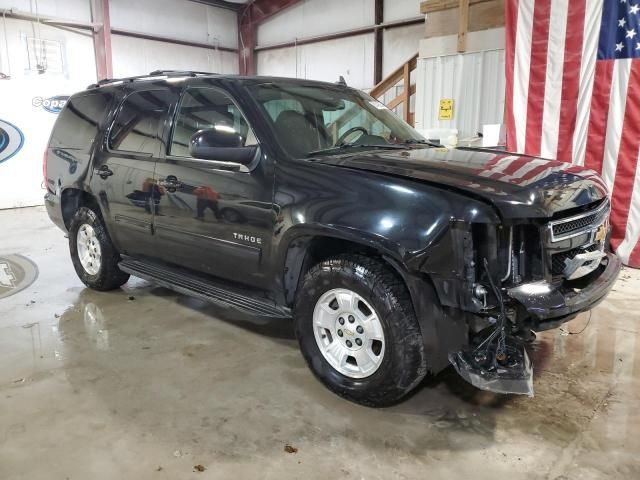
[568,310,593,335]
[484,258,507,355]
[1,10,11,78]
[28,0,47,73]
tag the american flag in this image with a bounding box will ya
[505,0,640,267]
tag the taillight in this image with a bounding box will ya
[42,149,48,190]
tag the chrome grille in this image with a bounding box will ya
[552,212,600,238]
[548,200,610,242]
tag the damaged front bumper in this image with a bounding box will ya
[507,252,621,330]
[449,332,534,396]
[448,252,621,397]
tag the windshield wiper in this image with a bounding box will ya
[400,139,442,147]
[307,143,407,157]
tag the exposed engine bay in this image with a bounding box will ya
[450,260,534,396]
[448,198,620,396]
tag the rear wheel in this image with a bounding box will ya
[69,207,129,291]
[294,254,427,407]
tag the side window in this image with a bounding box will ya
[50,92,113,151]
[170,88,257,157]
[108,90,172,155]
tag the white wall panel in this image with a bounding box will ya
[382,23,422,77]
[257,33,375,89]
[110,0,238,48]
[205,5,238,48]
[256,47,298,79]
[383,0,421,22]
[111,35,238,78]
[0,0,91,22]
[256,0,424,88]
[0,18,96,209]
[257,0,374,47]
[414,49,505,139]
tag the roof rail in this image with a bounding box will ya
[87,70,215,89]
[147,70,213,76]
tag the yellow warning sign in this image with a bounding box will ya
[439,98,454,120]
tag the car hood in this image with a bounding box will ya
[310,147,608,218]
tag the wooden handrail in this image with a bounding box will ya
[331,53,419,132]
[369,53,418,126]
[369,53,418,98]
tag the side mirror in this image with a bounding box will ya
[189,127,257,165]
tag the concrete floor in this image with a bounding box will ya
[1,206,639,480]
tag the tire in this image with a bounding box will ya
[294,254,427,407]
[69,207,130,291]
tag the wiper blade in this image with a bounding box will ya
[307,143,407,157]
[401,139,442,147]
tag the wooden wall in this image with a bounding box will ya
[420,0,504,40]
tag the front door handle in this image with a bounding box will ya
[159,175,182,192]
[95,165,114,180]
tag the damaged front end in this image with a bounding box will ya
[440,198,620,396]
[449,333,533,396]
[449,258,534,396]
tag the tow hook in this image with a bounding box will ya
[449,259,534,396]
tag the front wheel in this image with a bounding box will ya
[69,207,130,291]
[294,255,427,407]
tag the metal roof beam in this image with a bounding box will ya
[238,0,303,75]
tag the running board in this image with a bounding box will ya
[118,258,290,318]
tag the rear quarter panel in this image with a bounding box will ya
[44,89,117,230]
[45,90,116,197]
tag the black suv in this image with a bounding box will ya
[44,71,620,406]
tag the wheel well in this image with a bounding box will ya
[283,235,393,306]
[61,189,102,229]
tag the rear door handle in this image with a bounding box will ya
[95,165,114,179]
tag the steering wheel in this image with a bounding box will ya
[336,126,368,146]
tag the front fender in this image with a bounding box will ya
[274,224,471,374]
[277,223,406,265]
[273,223,407,306]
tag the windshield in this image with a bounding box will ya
[247,83,429,158]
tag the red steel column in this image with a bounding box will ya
[90,0,113,80]
[238,0,303,76]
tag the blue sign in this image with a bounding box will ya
[32,95,69,114]
[0,119,24,164]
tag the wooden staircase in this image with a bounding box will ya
[369,53,418,126]
[331,53,419,133]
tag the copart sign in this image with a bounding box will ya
[0,119,24,164]
[32,95,69,114]
[0,254,38,299]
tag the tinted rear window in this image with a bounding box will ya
[108,90,172,155]
[49,91,113,151]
